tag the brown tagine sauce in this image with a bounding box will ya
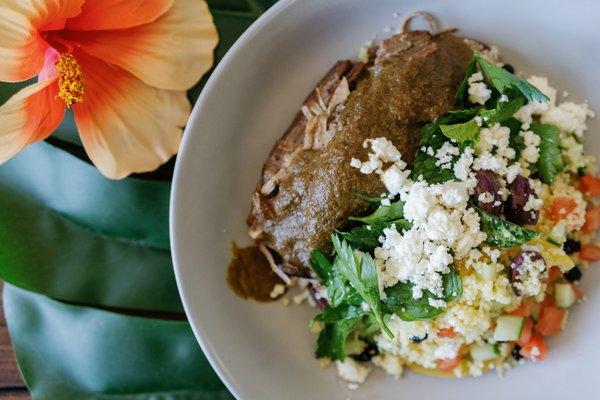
[226,243,283,302]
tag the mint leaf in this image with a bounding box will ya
[315,317,360,360]
[531,123,564,184]
[314,303,368,324]
[331,235,392,337]
[476,207,539,247]
[339,219,411,251]
[454,56,478,106]
[479,94,525,125]
[384,267,461,321]
[475,53,549,103]
[440,119,480,143]
[349,200,405,224]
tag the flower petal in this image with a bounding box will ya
[9,0,84,30]
[0,77,65,164]
[65,0,218,90]
[72,52,189,179]
[65,0,173,31]
[0,0,83,81]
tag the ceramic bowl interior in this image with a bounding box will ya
[171,0,600,398]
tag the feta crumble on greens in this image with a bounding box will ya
[306,47,596,385]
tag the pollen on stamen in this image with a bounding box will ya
[56,53,85,107]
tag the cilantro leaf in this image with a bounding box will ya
[440,119,480,143]
[349,200,405,224]
[476,207,539,247]
[315,317,360,360]
[331,235,392,337]
[531,123,564,184]
[479,94,525,125]
[454,56,477,106]
[383,267,461,321]
[339,219,411,251]
[475,53,549,103]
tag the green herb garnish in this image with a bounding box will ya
[349,200,405,225]
[338,219,411,251]
[440,119,480,143]
[476,207,539,247]
[383,266,462,321]
[531,123,564,184]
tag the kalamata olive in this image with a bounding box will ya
[474,170,502,215]
[307,284,328,310]
[352,342,379,362]
[510,251,544,294]
[505,175,539,225]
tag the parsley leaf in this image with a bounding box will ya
[349,200,405,224]
[454,56,478,107]
[479,94,525,125]
[476,207,539,247]
[315,317,360,360]
[310,250,361,307]
[531,123,564,184]
[338,219,411,251]
[440,119,480,143]
[383,267,462,321]
[475,53,549,103]
[331,235,392,337]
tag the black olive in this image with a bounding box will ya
[352,342,379,362]
[512,344,523,361]
[564,266,582,282]
[505,175,539,225]
[410,333,428,343]
[474,170,502,215]
[502,64,515,74]
[578,167,587,177]
[563,239,581,255]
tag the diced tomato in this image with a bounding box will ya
[437,356,460,371]
[580,244,600,261]
[573,285,585,299]
[535,304,567,336]
[580,174,600,196]
[583,206,600,234]
[437,327,458,338]
[546,266,563,284]
[509,300,533,317]
[517,318,534,346]
[549,196,578,221]
[519,334,549,361]
[541,296,554,307]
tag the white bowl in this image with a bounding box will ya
[170,0,600,398]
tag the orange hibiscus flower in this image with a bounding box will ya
[0,0,218,179]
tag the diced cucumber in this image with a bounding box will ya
[555,283,577,309]
[547,221,567,247]
[470,342,500,362]
[493,315,525,341]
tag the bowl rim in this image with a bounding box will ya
[169,0,298,398]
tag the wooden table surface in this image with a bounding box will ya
[0,285,30,399]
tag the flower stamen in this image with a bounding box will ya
[56,53,85,107]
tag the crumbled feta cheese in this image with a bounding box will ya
[336,358,371,384]
[467,72,492,105]
[523,194,543,212]
[478,192,494,204]
[499,94,509,103]
[372,354,403,379]
[435,142,460,169]
[541,102,594,138]
[512,253,547,297]
[520,130,541,164]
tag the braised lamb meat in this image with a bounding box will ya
[248,31,473,276]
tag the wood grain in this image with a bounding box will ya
[0,284,29,398]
